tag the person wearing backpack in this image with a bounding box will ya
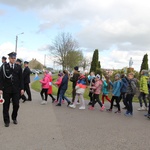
[124,72,137,116]
[145,77,150,119]
[138,70,149,111]
[119,74,129,109]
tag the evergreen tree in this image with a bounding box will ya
[90,49,99,73]
[140,54,149,72]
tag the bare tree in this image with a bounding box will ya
[50,32,79,70]
[80,57,91,70]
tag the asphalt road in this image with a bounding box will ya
[0,76,150,150]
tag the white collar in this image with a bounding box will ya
[9,63,15,69]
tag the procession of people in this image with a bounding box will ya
[0,52,150,128]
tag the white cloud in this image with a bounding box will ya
[0,42,53,67]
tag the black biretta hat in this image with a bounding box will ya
[8,52,17,58]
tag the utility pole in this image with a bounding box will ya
[15,32,24,53]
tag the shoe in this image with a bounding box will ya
[107,109,112,112]
[54,100,58,103]
[124,112,132,116]
[88,102,92,105]
[67,101,71,106]
[5,123,9,127]
[115,110,121,114]
[79,106,85,110]
[41,101,47,105]
[62,100,65,104]
[142,106,147,111]
[88,106,94,110]
[52,99,55,103]
[56,103,61,106]
[69,104,76,108]
[13,120,18,124]
[137,107,143,111]
[22,99,26,103]
[100,105,105,111]
[122,107,127,109]
[27,99,32,101]
[144,114,148,117]
[102,105,105,109]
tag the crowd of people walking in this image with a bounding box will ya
[0,52,150,128]
[39,65,150,119]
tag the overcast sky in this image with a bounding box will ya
[0,0,150,71]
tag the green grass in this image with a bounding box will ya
[31,75,139,102]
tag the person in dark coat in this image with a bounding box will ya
[70,66,80,103]
[0,56,7,71]
[119,74,128,109]
[16,58,22,66]
[56,70,71,106]
[2,56,7,64]
[21,61,32,102]
[0,52,24,127]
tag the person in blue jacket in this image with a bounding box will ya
[107,74,122,113]
[56,70,71,106]
[119,74,128,109]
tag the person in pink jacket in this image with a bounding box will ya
[89,74,104,111]
[54,73,63,103]
[39,70,50,105]
[47,72,56,103]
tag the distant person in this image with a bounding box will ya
[40,70,50,105]
[0,56,7,71]
[0,52,24,127]
[70,66,80,103]
[47,72,55,103]
[107,74,122,113]
[102,75,111,107]
[89,74,104,111]
[138,70,149,111]
[87,72,95,105]
[70,71,88,110]
[56,70,71,106]
[2,56,7,64]
[22,61,32,102]
[16,58,22,65]
[124,72,137,116]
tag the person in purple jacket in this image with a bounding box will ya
[107,74,122,113]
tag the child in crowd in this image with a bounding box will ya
[89,74,104,111]
[40,70,50,105]
[138,70,149,111]
[145,77,150,119]
[124,73,137,116]
[107,74,122,113]
[69,71,88,110]
[87,72,95,105]
[56,70,71,106]
[102,75,111,107]
[119,74,129,109]
[54,73,63,103]
[47,72,56,103]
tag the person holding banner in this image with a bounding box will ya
[0,52,24,127]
